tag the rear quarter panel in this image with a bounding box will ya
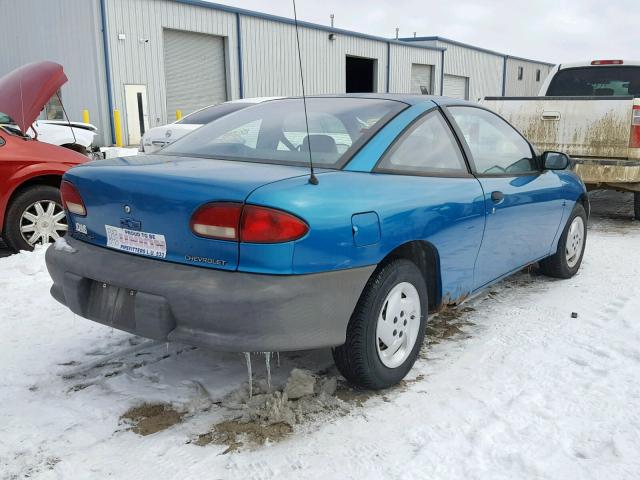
[245,171,487,304]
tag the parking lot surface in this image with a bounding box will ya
[1,190,639,479]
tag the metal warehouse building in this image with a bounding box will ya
[0,0,553,147]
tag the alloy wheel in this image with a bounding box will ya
[19,200,68,246]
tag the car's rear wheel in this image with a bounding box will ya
[539,203,587,279]
[634,191,640,221]
[3,186,68,252]
[333,259,428,390]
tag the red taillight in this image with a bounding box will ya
[591,59,623,65]
[60,181,86,216]
[190,202,243,240]
[630,105,640,148]
[241,205,308,243]
[189,202,308,243]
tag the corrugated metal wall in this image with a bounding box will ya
[410,40,504,101]
[0,0,111,145]
[437,41,504,101]
[103,0,239,144]
[505,58,554,96]
[240,16,388,97]
[103,1,442,144]
[389,44,442,95]
[408,38,553,100]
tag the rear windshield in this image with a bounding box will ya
[547,66,640,97]
[161,97,407,168]
[177,102,251,125]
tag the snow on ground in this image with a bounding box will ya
[1,192,639,480]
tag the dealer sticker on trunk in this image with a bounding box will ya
[105,225,167,258]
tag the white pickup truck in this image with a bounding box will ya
[483,60,640,219]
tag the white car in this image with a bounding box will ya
[139,97,279,154]
[0,114,99,157]
[29,120,98,156]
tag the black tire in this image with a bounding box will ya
[2,185,65,252]
[634,192,640,221]
[539,203,587,279]
[332,259,428,390]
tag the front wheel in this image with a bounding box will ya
[333,259,428,390]
[2,186,68,252]
[634,192,639,221]
[539,203,587,279]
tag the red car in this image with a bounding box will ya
[0,62,87,252]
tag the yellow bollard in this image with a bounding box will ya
[82,109,90,124]
[113,110,123,147]
[176,109,182,121]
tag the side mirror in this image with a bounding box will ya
[541,151,570,170]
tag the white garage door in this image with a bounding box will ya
[410,64,433,95]
[163,29,227,123]
[443,74,469,99]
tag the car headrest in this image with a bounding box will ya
[302,134,337,154]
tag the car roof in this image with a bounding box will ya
[267,93,476,107]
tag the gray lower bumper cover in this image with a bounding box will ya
[45,238,375,352]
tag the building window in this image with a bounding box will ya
[536,69,541,82]
[45,90,64,120]
[517,66,524,81]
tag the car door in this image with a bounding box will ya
[374,108,486,300]
[445,106,566,289]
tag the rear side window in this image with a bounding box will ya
[449,107,536,175]
[177,102,251,125]
[547,66,640,96]
[377,111,467,175]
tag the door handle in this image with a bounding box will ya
[491,191,505,203]
[542,111,561,121]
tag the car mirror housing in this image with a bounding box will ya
[542,151,570,170]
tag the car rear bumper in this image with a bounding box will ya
[45,237,374,352]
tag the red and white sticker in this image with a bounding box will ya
[105,225,167,258]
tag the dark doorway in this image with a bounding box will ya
[346,56,376,93]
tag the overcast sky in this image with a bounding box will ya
[214,0,638,63]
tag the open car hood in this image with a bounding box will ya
[0,61,67,133]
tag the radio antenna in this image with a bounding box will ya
[292,0,319,185]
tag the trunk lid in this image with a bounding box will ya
[64,154,313,270]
